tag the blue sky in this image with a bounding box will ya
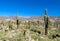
[0,0,60,16]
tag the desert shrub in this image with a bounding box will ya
[56,38,60,41]
[48,34,52,39]
[31,34,39,40]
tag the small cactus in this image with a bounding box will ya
[37,20,39,26]
[28,21,31,29]
[8,20,12,30]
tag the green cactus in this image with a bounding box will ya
[16,13,20,29]
[1,20,4,26]
[28,21,31,29]
[44,9,49,35]
[37,20,39,27]
[8,20,12,30]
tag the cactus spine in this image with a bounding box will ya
[44,9,48,35]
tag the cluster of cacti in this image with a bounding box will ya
[44,9,49,35]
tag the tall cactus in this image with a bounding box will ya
[56,18,60,33]
[16,13,19,29]
[44,9,49,35]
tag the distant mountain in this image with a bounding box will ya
[0,16,60,24]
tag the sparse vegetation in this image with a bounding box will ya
[0,9,60,41]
